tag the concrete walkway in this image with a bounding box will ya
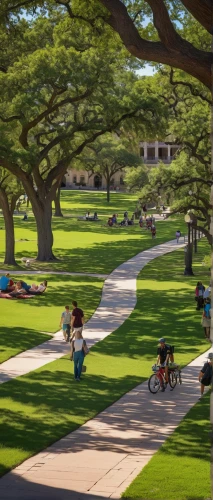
[0,348,210,499]
[0,270,108,278]
[0,240,184,384]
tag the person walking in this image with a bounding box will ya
[70,330,85,381]
[60,305,71,342]
[198,352,213,399]
[176,230,181,243]
[71,300,84,339]
[202,297,211,340]
[195,281,205,310]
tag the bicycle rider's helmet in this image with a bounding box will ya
[158,338,165,343]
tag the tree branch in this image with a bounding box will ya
[99,0,212,89]
[181,0,213,34]
[169,68,211,105]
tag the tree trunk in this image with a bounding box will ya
[54,186,63,217]
[32,200,57,261]
[106,172,110,202]
[0,191,17,266]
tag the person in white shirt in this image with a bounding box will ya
[204,285,211,300]
[70,331,85,381]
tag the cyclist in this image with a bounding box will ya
[156,338,172,389]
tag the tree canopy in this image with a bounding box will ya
[1,1,211,88]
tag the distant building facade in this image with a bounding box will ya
[64,140,180,188]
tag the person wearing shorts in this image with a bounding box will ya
[60,305,71,342]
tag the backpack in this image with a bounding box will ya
[201,363,212,386]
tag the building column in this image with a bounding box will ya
[168,144,171,161]
[144,142,148,159]
[155,141,158,160]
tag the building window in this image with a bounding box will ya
[140,147,144,157]
[73,175,77,183]
[120,176,124,185]
[80,175,85,185]
[111,178,115,186]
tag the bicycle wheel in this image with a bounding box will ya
[148,374,160,394]
[178,370,182,384]
[169,371,177,389]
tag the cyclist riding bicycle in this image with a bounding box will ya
[157,338,174,387]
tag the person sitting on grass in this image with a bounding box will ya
[198,352,213,399]
[108,217,113,227]
[0,274,10,291]
[9,281,26,297]
[5,273,14,289]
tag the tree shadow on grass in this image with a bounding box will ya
[0,327,52,364]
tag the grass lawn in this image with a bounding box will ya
[123,392,211,500]
[0,275,103,364]
[0,238,210,480]
[0,191,186,273]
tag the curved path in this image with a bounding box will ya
[0,238,211,500]
[0,240,184,384]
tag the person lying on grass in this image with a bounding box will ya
[28,280,47,294]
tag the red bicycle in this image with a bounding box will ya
[148,364,182,394]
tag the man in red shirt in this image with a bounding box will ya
[70,300,84,341]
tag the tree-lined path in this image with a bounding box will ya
[0,240,184,384]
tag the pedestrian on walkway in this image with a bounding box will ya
[70,330,85,381]
[198,352,213,398]
[176,230,181,243]
[60,305,71,342]
[70,300,84,340]
[202,297,211,340]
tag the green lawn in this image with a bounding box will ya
[0,275,103,363]
[0,191,186,273]
[123,392,211,500]
[0,238,210,481]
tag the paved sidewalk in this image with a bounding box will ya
[0,348,210,499]
[0,240,184,384]
[0,270,108,278]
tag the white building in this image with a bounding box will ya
[64,140,180,189]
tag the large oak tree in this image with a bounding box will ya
[0,13,165,262]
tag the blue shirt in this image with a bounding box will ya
[0,276,9,290]
[204,303,211,318]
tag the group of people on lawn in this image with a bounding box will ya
[60,302,88,381]
[107,211,135,227]
[139,214,156,238]
[0,273,47,297]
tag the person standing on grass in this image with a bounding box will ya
[70,300,84,340]
[198,352,213,399]
[60,305,71,342]
[151,224,156,238]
